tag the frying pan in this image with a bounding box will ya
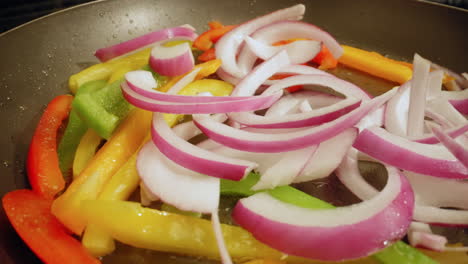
[0,0,467,263]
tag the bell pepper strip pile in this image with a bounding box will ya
[81,136,148,257]
[193,22,235,62]
[338,45,413,85]
[69,48,151,94]
[198,48,216,62]
[58,80,107,176]
[27,94,73,199]
[51,108,152,235]
[79,199,376,264]
[221,177,438,264]
[72,129,102,179]
[2,190,100,264]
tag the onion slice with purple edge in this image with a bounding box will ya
[407,54,431,136]
[232,165,414,261]
[149,42,195,76]
[151,113,257,181]
[122,82,282,114]
[430,125,468,168]
[193,88,396,153]
[411,124,468,144]
[137,141,219,213]
[95,25,197,62]
[244,36,321,64]
[353,126,468,179]
[294,128,358,183]
[442,89,468,115]
[237,20,344,75]
[125,70,261,103]
[229,74,363,128]
[215,4,305,78]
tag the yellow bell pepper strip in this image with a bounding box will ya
[72,129,102,179]
[81,136,146,257]
[58,80,107,176]
[338,45,413,84]
[69,48,151,94]
[160,203,203,218]
[79,200,376,264]
[51,108,152,235]
[158,59,222,93]
[2,190,101,264]
[27,94,73,199]
[243,259,287,264]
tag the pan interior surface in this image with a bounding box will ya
[0,0,466,263]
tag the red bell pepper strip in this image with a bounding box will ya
[311,45,338,70]
[27,94,73,199]
[2,189,101,264]
[198,48,216,62]
[193,23,236,51]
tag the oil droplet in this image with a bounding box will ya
[3,160,10,167]
[99,12,104,17]
[112,34,117,39]
[19,105,26,111]
[129,19,134,24]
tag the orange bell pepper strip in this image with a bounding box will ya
[193,23,236,51]
[2,190,100,264]
[338,45,413,84]
[198,48,216,62]
[51,108,152,235]
[208,21,224,29]
[27,94,73,199]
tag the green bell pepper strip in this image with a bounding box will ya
[221,177,438,264]
[58,80,107,176]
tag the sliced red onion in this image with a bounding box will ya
[298,99,312,112]
[122,82,282,114]
[149,42,194,76]
[408,231,447,252]
[95,26,197,62]
[125,70,255,103]
[230,50,290,96]
[294,128,358,183]
[431,62,468,90]
[244,36,321,65]
[427,98,467,126]
[414,205,468,226]
[264,94,302,117]
[407,54,431,136]
[232,165,414,261]
[405,171,468,210]
[426,70,444,101]
[237,20,343,74]
[211,211,233,264]
[442,89,468,115]
[251,145,318,190]
[384,82,410,135]
[193,88,396,153]
[137,141,219,213]
[151,113,257,181]
[215,4,305,78]
[229,75,363,128]
[411,124,468,144]
[353,126,468,179]
[430,125,468,168]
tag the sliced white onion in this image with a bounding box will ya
[211,211,233,264]
[149,42,194,76]
[294,128,358,183]
[215,4,305,78]
[414,205,468,226]
[193,88,396,153]
[137,141,219,213]
[232,165,414,261]
[408,231,447,252]
[151,113,257,181]
[244,36,321,65]
[384,83,410,136]
[95,26,197,62]
[353,126,468,179]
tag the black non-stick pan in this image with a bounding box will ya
[0,0,467,263]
